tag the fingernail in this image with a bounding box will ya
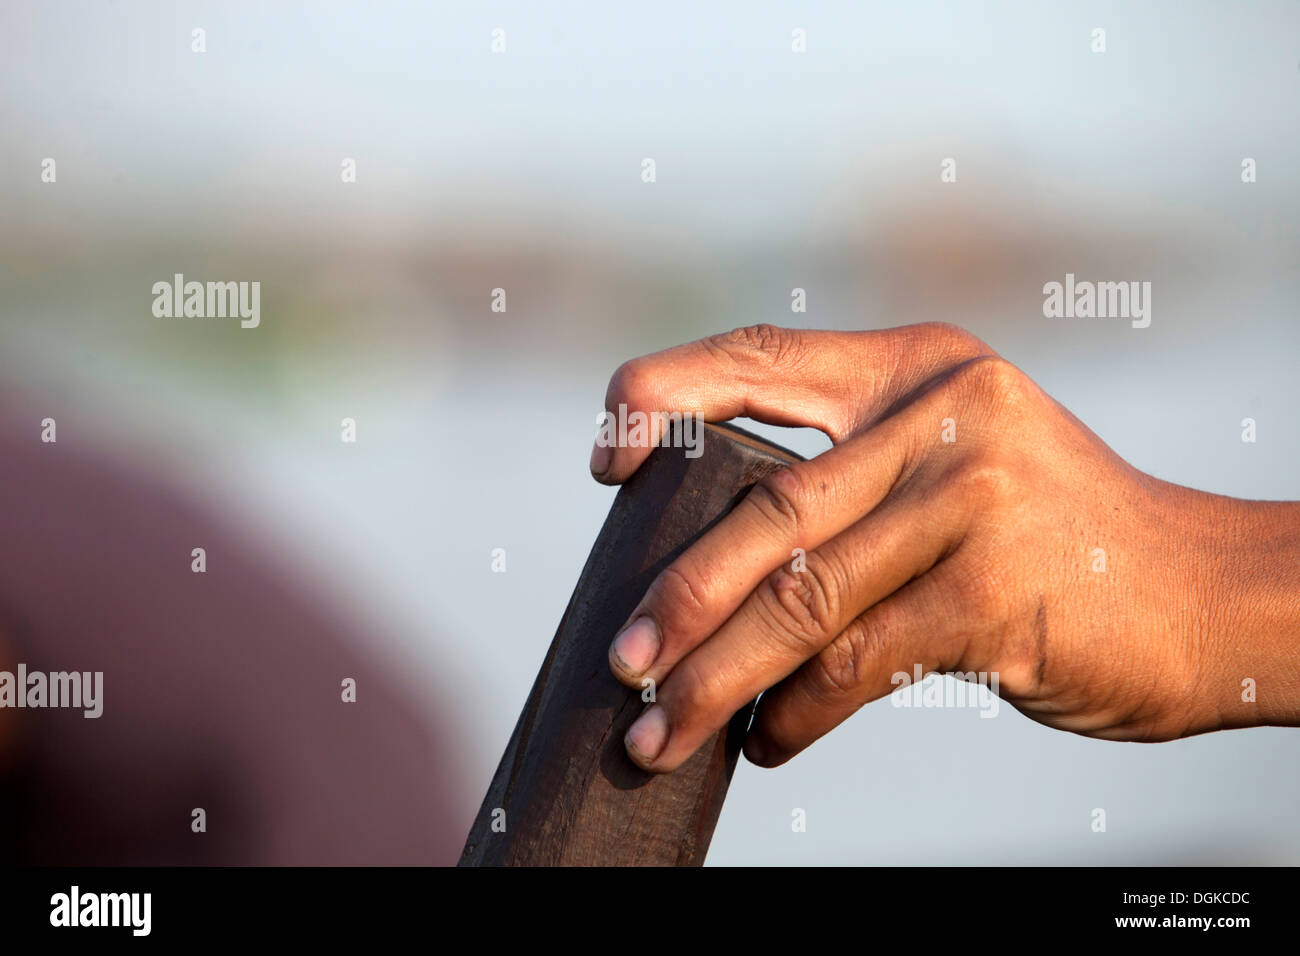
[609,616,660,677]
[625,705,668,764]
[589,440,613,478]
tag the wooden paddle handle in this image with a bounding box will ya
[459,422,802,866]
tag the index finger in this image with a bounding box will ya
[589,323,991,484]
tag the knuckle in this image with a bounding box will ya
[916,322,990,358]
[809,619,883,700]
[747,467,806,538]
[951,455,1018,507]
[714,323,802,366]
[950,355,1030,411]
[648,563,710,627]
[758,557,839,650]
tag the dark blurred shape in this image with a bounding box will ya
[0,401,466,865]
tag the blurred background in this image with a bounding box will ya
[1,0,1298,864]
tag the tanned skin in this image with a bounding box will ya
[587,324,1300,771]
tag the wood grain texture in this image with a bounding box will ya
[459,422,802,866]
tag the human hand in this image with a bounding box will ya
[591,324,1300,771]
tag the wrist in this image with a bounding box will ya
[1189,494,1300,732]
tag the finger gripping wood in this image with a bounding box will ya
[459,422,802,866]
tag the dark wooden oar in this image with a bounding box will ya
[459,421,802,866]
